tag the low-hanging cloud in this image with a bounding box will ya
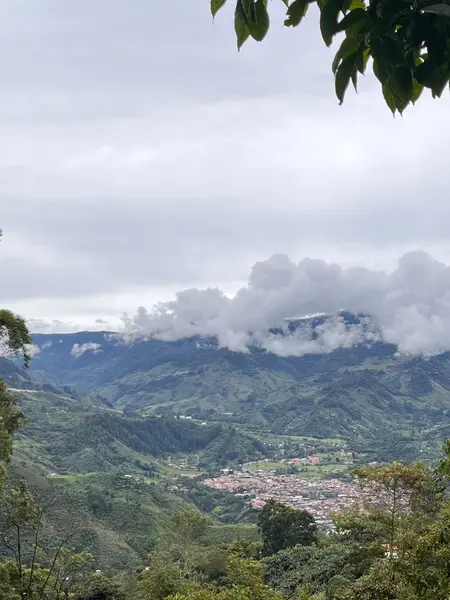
[120,251,450,357]
[71,342,102,358]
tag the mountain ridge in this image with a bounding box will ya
[18,326,450,458]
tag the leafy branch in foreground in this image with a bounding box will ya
[211,0,450,114]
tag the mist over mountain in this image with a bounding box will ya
[16,250,450,452]
[114,251,450,358]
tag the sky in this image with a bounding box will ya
[2,0,450,346]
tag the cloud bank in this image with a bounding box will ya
[71,342,102,358]
[120,251,450,357]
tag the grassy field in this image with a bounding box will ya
[296,464,351,479]
[246,461,287,471]
[260,433,348,446]
[244,460,351,478]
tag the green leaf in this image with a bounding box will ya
[284,0,309,27]
[382,83,396,116]
[430,68,449,98]
[235,0,250,49]
[320,0,345,46]
[332,36,360,74]
[351,66,358,91]
[389,66,413,103]
[279,0,289,5]
[355,46,370,74]
[235,0,248,24]
[371,37,404,68]
[211,0,228,17]
[349,0,365,8]
[411,78,423,104]
[373,58,389,85]
[335,54,356,104]
[393,94,409,115]
[335,8,368,33]
[414,58,449,96]
[423,3,450,17]
[415,58,436,85]
[247,0,270,41]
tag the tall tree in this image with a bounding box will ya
[161,510,211,576]
[331,461,446,600]
[0,480,87,600]
[0,380,26,490]
[0,309,32,490]
[257,500,317,557]
[211,0,450,114]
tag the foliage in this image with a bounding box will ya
[180,479,254,524]
[257,500,317,556]
[0,310,31,489]
[0,309,32,367]
[211,0,450,114]
[160,509,211,576]
[0,479,94,600]
[329,460,449,599]
[44,413,267,472]
[133,554,184,600]
[160,554,284,600]
[0,380,26,489]
[262,542,361,597]
[75,572,125,600]
[27,330,450,459]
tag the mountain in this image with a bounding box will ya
[11,385,268,476]
[23,324,450,458]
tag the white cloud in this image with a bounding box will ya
[71,342,102,358]
[24,344,41,358]
[121,251,450,357]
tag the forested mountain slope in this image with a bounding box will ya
[25,330,450,449]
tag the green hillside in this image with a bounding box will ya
[24,332,450,459]
[11,387,269,476]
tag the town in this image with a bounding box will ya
[203,468,369,529]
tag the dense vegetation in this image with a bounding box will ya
[4,447,450,599]
[25,331,450,461]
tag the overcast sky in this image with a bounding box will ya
[1,0,450,333]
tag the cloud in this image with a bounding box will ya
[28,318,114,334]
[24,344,41,358]
[121,251,450,357]
[71,342,102,357]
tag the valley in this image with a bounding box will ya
[14,330,450,462]
[2,326,450,583]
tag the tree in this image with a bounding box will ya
[163,554,284,600]
[160,509,211,576]
[331,461,447,600]
[0,480,88,600]
[211,0,450,114]
[257,500,317,556]
[0,381,26,490]
[75,572,125,600]
[0,307,32,490]
[0,309,32,367]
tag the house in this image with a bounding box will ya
[382,544,399,559]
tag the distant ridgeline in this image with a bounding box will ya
[1,310,447,458]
